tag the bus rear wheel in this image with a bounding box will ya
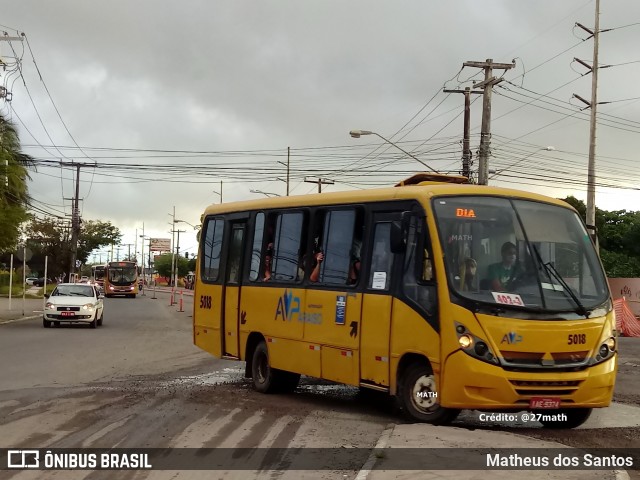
[399,363,459,425]
[251,341,300,393]
[251,341,279,393]
[539,408,592,429]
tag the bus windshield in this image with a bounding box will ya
[432,196,609,315]
[107,265,137,285]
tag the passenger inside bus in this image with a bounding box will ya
[262,243,273,282]
[347,238,362,285]
[460,257,477,291]
[309,250,323,282]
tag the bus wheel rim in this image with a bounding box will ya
[412,374,437,410]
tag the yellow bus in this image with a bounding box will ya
[104,260,139,298]
[193,173,616,428]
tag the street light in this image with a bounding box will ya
[174,219,200,230]
[489,146,555,180]
[250,189,281,198]
[349,129,438,173]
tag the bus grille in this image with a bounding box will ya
[501,350,589,367]
[510,380,581,396]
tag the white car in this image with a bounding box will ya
[43,283,105,328]
[25,277,38,286]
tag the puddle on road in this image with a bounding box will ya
[161,367,246,387]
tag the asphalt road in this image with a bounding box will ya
[1,292,638,479]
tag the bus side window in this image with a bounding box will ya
[249,212,265,282]
[202,217,224,282]
[311,208,361,285]
[368,223,393,290]
[272,212,306,282]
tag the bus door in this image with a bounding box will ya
[360,212,400,388]
[223,222,247,358]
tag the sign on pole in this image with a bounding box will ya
[150,238,171,251]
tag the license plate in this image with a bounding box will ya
[529,397,561,409]
[60,311,75,317]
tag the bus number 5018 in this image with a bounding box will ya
[568,333,586,345]
[200,295,212,309]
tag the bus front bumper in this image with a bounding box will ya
[440,350,617,410]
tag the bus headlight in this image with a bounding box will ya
[594,336,616,364]
[458,334,473,349]
[455,322,499,365]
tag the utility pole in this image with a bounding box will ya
[463,59,515,185]
[286,147,290,196]
[304,176,334,193]
[170,206,176,286]
[443,87,482,180]
[123,243,133,260]
[68,163,81,278]
[574,0,602,236]
[174,229,186,287]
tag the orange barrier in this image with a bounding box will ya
[613,297,640,337]
[178,290,184,312]
[169,288,175,306]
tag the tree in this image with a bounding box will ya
[0,115,35,253]
[24,217,121,279]
[154,254,173,279]
[154,253,190,284]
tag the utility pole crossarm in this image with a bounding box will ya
[463,60,515,70]
[304,177,334,194]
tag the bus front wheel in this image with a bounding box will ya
[539,408,592,429]
[399,363,459,425]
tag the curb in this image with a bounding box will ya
[0,314,42,325]
[354,423,395,480]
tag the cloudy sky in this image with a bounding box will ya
[1,1,639,261]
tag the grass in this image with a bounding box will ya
[0,283,54,298]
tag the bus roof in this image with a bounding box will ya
[202,174,574,216]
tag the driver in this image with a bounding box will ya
[487,241,521,291]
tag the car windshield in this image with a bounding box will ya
[53,285,95,297]
[432,196,609,316]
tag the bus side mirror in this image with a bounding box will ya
[390,211,411,253]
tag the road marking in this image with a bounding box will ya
[257,415,295,448]
[171,407,242,447]
[218,410,265,448]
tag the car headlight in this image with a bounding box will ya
[82,303,95,310]
[45,302,56,310]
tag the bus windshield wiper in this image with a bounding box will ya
[532,246,589,318]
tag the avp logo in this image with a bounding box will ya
[275,289,300,322]
[500,332,523,344]
[7,450,39,469]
